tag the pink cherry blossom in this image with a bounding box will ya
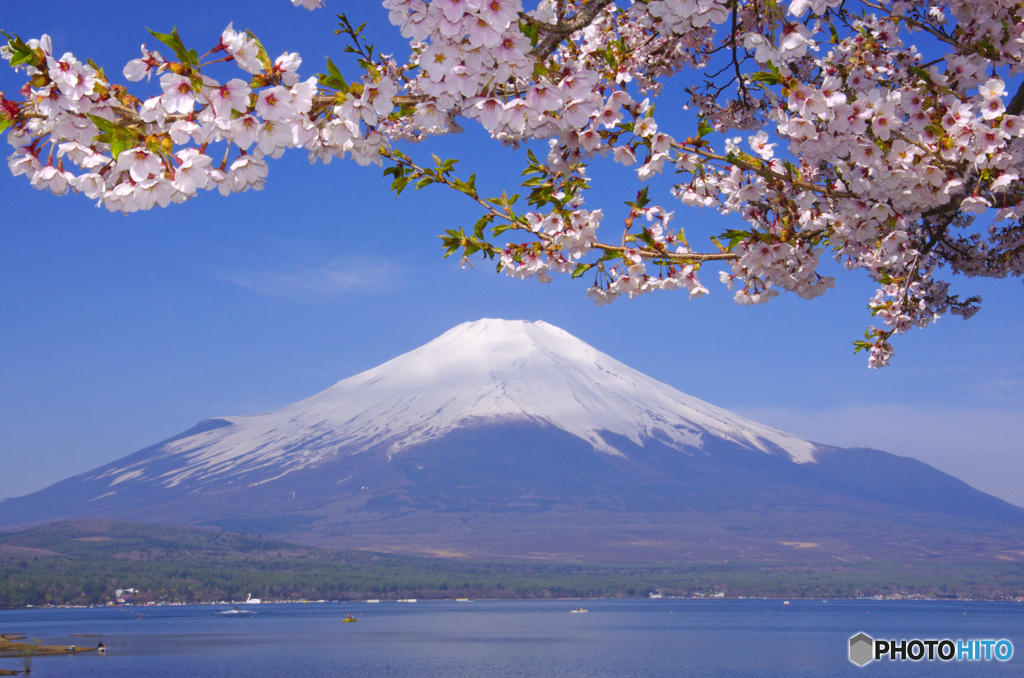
[207,78,251,119]
[116,148,164,183]
[159,73,195,114]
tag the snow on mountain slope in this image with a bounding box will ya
[92,319,819,490]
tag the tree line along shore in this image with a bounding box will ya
[2,522,1023,608]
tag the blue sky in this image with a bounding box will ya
[2,1,1023,507]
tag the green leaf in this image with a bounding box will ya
[86,58,106,78]
[1,31,37,68]
[9,49,35,68]
[109,137,129,161]
[519,20,540,47]
[749,71,780,85]
[148,28,186,63]
[0,117,11,134]
[719,229,750,249]
[325,58,348,90]
[1,31,31,53]
[363,61,381,81]
[601,47,617,69]
[749,61,783,86]
[147,27,190,65]
[635,186,651,209]
[473,214,495,239]
[87,114,118,134]
[571,263,593,279]
[391,176,411,196]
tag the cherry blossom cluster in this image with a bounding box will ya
[4,0,1024,366]
[498,196,710,304]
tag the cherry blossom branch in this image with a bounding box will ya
[383,148,735,266]
[528,0,617,60]
[677,143,854,200]
[860,1,962,51]
[591,243,737,262]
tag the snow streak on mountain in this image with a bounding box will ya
[89,319,818,492]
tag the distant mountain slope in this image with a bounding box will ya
[2,319,1022,563]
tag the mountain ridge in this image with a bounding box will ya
[2,319,1022,563]
[83,318,819,496]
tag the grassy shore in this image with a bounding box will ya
[0,633,98,657]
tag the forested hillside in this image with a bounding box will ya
[2,522,1022,607]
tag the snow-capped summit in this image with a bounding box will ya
[92,319,817,490]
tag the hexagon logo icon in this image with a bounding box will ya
[849,632,874,667]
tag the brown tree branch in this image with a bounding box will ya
[527,0,618,61]
[1007,80,1024,116]
[592,243,738,262]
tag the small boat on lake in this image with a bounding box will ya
[216,606,254,616]
[570,608,588,614]
[343,615,357,622]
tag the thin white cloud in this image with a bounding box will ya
[221,257,404,299]
[736,404,1024,508]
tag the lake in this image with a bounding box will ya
[1,599,1020,676]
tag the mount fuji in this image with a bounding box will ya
[3,319,1023,562]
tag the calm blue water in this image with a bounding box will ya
[1,599,1020,677]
